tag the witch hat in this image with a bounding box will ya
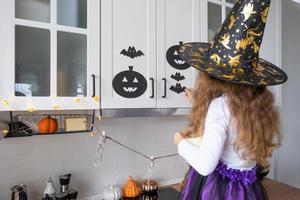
[178,0,287,86]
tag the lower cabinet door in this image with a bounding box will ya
[157,0,200,109]
[101,0,157,109]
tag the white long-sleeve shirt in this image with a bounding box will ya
[178,96,256,176]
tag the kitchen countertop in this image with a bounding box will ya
[168,178,300,200]
[83,178,300,200]
[123,188,181,200]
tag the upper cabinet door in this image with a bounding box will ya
[0,0,100,111]
[101,0,157,109]
[157,0,200,108]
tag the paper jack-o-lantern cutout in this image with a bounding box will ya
[113,66,147,98]
[166,41,191,70]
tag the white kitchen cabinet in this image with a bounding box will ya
[0,0,100,111]
[101,0,281,109]
[157,0,200,108]
[101,0,157,109]
[101,0,201,109]
[102,0,282,109]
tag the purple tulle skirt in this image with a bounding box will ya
[181,161,267,200]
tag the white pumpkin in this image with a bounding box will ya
[103,185,123,200]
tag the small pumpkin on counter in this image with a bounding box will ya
[123,176,139,198]
[38,116,58,134]
[103,185,123,200]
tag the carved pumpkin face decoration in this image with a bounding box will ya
[166,42,191,70]
[113,66,147,98]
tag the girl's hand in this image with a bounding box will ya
[185,88,194,103]
[174,132,185,145]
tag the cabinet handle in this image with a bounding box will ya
[150,77,154,98]
[91,74,96,97]
[162,78,167,98]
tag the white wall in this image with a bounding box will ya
[277,0,300,189]
[0,114,188,199]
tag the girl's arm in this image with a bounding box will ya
[177,97,230,176]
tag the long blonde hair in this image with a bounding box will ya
[183,72,282,167]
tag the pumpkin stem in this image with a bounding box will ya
[129,66,133,71]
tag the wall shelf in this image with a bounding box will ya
[5,110,95,138]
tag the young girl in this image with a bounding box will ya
[173,0,288,199]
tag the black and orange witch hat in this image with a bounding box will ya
[178,0,287,86]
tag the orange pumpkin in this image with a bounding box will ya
[123,176,139,198]
[38,116,58,134]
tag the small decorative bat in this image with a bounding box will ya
[171,72,185,81]
[120,46,144,59]
[170,83,186,94]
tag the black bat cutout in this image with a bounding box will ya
[171,72,185,81]
[170,83,186,94]
[120,46,144,59]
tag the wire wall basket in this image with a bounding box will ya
[5,110,95,138]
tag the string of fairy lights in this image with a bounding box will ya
[0,98,9,108]
[0,96,100,112]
